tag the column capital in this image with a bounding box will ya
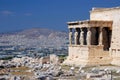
[87,27,91,30]
[99,27,103,31]
[80,28,84,31]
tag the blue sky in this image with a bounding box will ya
[0,0,120,32]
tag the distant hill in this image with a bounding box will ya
[0,28,68,49]
[17,28,67,38]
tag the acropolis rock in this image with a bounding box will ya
[63,7,120,66]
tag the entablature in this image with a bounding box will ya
[67,20,113,29]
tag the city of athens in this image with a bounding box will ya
[0,0,120,80]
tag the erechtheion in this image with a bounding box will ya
[63,7,120,66]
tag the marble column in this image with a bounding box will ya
[80,28,84,45]
[99,27,103,45]
[74,29,78,45]
[69,28,72,45]
[86,28,91,45]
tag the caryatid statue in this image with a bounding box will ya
[74,30,78,45]
[80,28,84,45]
[86,28,91,45]
[99,27,103,45]
[69,31,72,45]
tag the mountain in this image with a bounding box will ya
[0,28,68,49]
[17,28,67,38]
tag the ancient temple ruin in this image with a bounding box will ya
[63,7,120,66]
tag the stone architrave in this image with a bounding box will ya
[69,31,72,45]
[86,28,91,45]
[80,29,84,45]
[74,31,78,45]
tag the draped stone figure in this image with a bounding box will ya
[69,31,72,45]
[86,28,91,45]
[99,27,103,45]
[74,31,78,45]
[80,29,84,45]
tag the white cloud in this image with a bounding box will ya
[0,10,14,16]
[24,13,32,16]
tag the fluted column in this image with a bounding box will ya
[74,29,78,45]
[69,28,72,45]
[80,28,84,45]
[86,28,91,45]
[99,27,103,45]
